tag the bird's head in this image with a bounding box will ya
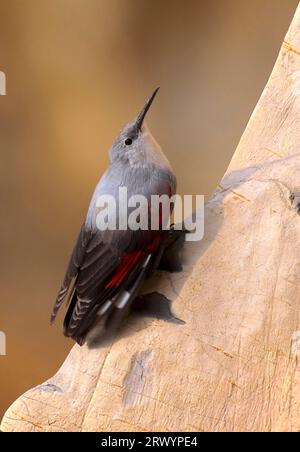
[109,88,164,168]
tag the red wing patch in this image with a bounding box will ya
[105,235,162,289]
[105,250,144,288]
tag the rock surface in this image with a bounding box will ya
[3,4,300,432]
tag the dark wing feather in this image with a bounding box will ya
[50,226,91,323]
[63,233,121,340]
[51,227,120,319]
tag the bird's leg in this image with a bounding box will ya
[157,223,187,273]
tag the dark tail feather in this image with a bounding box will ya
[50,276,76,324]
[62,289,81,337]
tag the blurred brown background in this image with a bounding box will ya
[0,0,298,419]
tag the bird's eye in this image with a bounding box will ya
[125,138,132,146]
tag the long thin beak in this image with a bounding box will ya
[134,87,160,132]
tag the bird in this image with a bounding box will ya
[50,88,177,346]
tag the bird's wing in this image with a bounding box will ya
[51,169,176,345]
[51,224,163,345]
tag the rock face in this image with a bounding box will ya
[3,5,300,433]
